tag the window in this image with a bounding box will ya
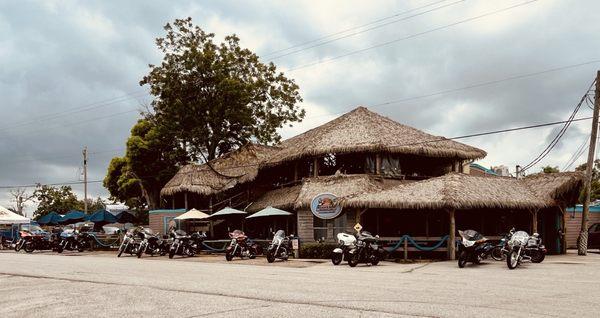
[313,215,347,241]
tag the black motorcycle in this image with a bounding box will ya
[347,231,384,267]
[136,229,169,258]
[266,230,294,263]
[169,230,196,259]
[457,229,495,268]
[117,228,140,257]
[76,231,95,252]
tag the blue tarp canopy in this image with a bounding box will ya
[37,212,62,225]
[115,211,136,223]
[85,209,118,224]
[59,210,85,224]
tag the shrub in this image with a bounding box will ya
[299,242,338,259]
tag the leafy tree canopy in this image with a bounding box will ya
[541,166,560,173]
[140,17,305,160]
[33,185,104,219]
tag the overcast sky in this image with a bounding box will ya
[1,0,599,215]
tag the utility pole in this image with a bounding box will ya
[83,146,88,214]
[578,70,600,256]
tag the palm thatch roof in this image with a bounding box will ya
[161,143,280,196]
[247,174,388,212]
[247,184,302,212]
[342,172,583,210]
[265,107,486,167]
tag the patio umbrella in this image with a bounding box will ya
[37,212,62,225]
[246,206,292,219]
[115,211,136,223]
[86,209,118,224]
[0,205,30,224]
[59,210,85,225]
[175,208,210,220]
[208,207,247,219]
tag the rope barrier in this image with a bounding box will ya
[89,234,121,248]
[201,241,228,252]
[383,235,451,252]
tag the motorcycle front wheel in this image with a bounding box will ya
[331,253,342,265]
[266,251,276,263]
[117,244,125,257]
[168,248,176,259]
[137,245,144,258]
[507,250,519,270]
[348,254,359,267]
[225,252,233,261]
[24,242,35,253]
[457,251,468,268]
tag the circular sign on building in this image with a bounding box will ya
[310,193,343,220]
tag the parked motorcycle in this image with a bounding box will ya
[225,230,260,261]
[457,229,495,268]
[56,228,83,253]
[76,231,95,252]
[168,230,196,259]
[136,229,168,258]
[506,231,546,269]
[117,228,140,257]
[332,232,356,265]
[14,225,50,253]
[266,230,294,263]
[347,231,384,267]
[490,228,515,261]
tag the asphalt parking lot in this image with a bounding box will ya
[1,250,599,317]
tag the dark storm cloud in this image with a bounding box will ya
[1,0,599,213]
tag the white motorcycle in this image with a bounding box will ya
[331,233,356,265]
[266,230,294,263]
[506,231,546,269]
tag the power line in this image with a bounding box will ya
[0,90,148,132]
[0,115,594,189]
[286,0,539,72]
[261,0,453,58]
[267,0,465,61]
[521,79,597,172]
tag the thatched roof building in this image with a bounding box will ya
[161,143,280,197]
[265,107,486,167]
[342,172,583,210]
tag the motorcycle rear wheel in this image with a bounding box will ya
[457,251,468,268]
[530,250,545,263]
[331,253,342,265]
[491,247,505,261]
[507,250,519,270]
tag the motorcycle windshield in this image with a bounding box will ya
[511,231,529,245]
[274,230,285,238]
[459,229,484,241]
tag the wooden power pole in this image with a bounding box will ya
[578,70,600,256]
[83,146,88,214]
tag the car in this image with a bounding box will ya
[587,223,600,249]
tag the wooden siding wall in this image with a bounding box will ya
[565,212,600,248]
[297,209,313,242]
[149,213,184,234]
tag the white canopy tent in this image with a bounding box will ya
[0,205,30,224]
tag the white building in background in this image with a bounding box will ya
[492,165,510,177]
[105,204,129,216]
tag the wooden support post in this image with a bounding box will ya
[294,162,298,181]
[532,209,538,234]
[560,205,567,254]
[209,197,213,213]
[375,154,381,175]
[171,196,175,209]
[184,192,188,211]
[448,209,456,260]
[403,239,408,261]
[313,158,319,177]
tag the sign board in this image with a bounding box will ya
[310,193,343,220]
[354,223,362,233]
[291,239,299,250]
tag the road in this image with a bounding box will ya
[0,250,599,317]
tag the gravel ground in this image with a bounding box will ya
[0,250,599,317]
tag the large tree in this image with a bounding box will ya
[104,118,188,210]
[140,17,305,160]
[33,185,105,219]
